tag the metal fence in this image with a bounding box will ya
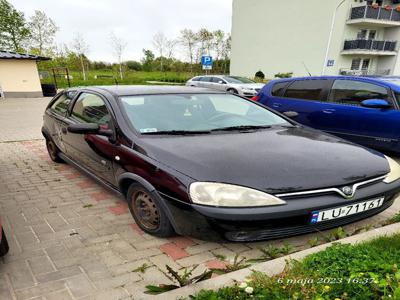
[350,5,400,22]
[343,39,397,52]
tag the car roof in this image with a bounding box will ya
[269,75,400,90]
[65,85,225,96]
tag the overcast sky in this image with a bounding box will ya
[10,0,233,62]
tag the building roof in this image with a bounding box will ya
[0,50,51,61]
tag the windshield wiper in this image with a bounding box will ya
[142,130,212,135]
[211,125,272,132]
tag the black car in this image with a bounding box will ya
[42,86,400,241]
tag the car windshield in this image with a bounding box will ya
[119,94,290,134]
[223,76,256,84]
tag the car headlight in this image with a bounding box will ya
[383,155,400,183]
[189,182,286,207]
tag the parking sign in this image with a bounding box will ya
[201,56,213,70]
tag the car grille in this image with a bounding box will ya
[224,197,394,242]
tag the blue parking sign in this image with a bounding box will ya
[201,56,213,70]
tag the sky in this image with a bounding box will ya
[10,0,233,62]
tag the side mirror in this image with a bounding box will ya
[361,99,391,109]
[218,80,226,84]
[283,111,299,118]
[67,123,113,137]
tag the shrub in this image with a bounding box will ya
[275,72,293,78]
[255,70,265,80]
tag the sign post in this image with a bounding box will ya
[201,56,213,74]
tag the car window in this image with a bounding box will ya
[211,77,224,83]
[120,94,289,133]
[200,77,212,82]
[50,93,73,115]
[329,80,389,106]
[284,80,331,101]
[71,93,112,128]
[192,77,201,82]
[224,76,255,84]
[271,82,291,97]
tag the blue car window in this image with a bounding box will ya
[283,80,331,101]
[271,82,291,96]
[329,80,389,106]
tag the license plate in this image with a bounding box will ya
[310,197,384,224]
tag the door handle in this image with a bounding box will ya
[322,109,336,114]
[62,128,67,134]
[272,103,282,108]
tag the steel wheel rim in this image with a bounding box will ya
[131,191,160,231]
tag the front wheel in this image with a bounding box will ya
[127,183,175,238]
[227,88,238,94]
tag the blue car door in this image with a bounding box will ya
[324,79,400,151]
[264,79,334,130]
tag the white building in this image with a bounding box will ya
[231,0,400,78]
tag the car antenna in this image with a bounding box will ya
[302,61,312,77]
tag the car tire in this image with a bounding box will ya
[0,229,9,257]
[227,88,238,94]
[127,183,175,238]
[46,139,64,163]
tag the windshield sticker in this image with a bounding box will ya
[140,128,158,133]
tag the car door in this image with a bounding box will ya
[210,77,228,91]
[198,76,213,88]
[59,92,117,185]
[324,79,400,151]
[44,91,75,153]
[266,79,334,129]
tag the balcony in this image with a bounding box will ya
[341,39,398,55]
[348,5,400,27]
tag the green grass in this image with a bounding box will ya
[40,70,193,88]
[191,234,400,300]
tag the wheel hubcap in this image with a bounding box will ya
[132,191,160,231]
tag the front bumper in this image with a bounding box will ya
[161,179,400,242]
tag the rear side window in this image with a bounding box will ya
[200,77,212,82]
[271,82,290,96]
[329,80,389,106]
[50,93,72,115]
[284,80,331,101]
[192,77,201,81]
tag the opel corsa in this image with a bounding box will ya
[42,86,400,241]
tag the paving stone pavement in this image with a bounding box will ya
[0,98,399,299]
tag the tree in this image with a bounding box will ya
[152,32,168,72]
[197,28,213,57]
[71,32,89,80]
[179,29,197,73]
[28,10,58,56]
[141,49,155,71]
[110,32,127,80]
[0,0,30,52]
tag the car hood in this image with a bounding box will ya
[140,127,389,194]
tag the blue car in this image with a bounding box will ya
[256,76,400,153]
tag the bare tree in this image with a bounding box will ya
[71,32,89,81]
[165,38,178,59]
[197,28,213,57]
[110,32,127,80]
[29,10,58,55]
[179,29,197,73]
[152,32,168,72]
[212,30,225,61]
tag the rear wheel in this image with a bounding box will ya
[127,183,175,237]
[0,229,9,256]
[46,139,63,163]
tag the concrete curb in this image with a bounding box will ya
[141,222,400,300]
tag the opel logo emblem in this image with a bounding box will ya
[341,186,353,197]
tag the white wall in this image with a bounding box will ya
[231,0,354,78]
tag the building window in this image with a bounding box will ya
[351,58,362,70]
[362,59,371,70]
